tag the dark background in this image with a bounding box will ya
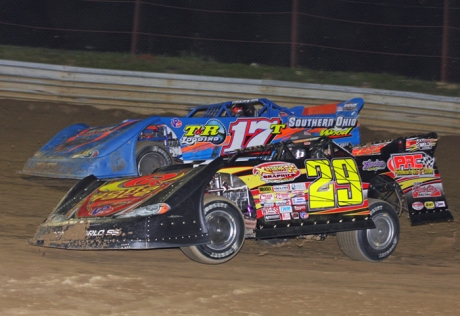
[1,0,460,82]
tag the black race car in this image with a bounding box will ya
[29,132,453,264]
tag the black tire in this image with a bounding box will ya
[136,141,173,176]
[181,195,245,264]
[336,199,400,262]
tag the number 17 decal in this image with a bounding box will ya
[223,118,285,153]
[306,157,364,210]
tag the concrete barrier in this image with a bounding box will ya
[1,59,459,135]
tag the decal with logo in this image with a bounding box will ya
[424,201,435,210]
[181,119,227,145]
[387,153,435,177]
[281,213,291,220]
[253,162,301,183]
[362,159,386,172]
[412,201,424,211]
[411,183,441,198]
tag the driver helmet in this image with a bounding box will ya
[232,105,244,117]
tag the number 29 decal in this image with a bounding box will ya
[306,157,364,210]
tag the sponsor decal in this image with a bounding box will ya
[294,205,307,212]
[265,214,281,221]
[170,118,182,128]
[435,201,446,207]
[407,138,436,152]
[343,102,358,111]
[276,200,291,206]
[387,153,435,177]
[319,127,353,137]
[289,182,307,191]
[253,162,301,183]
[279,206,292,213]
[259,186,273,193]
[273,184,290,192]
[281,213,291,220]
[287,116,357,129]
[91,205,113,216]
[261,201,275,207]
[415,139,433,150]
[292,212,300,219]
[275,193,290,200]
[262,207,280,215]
[86,228,122,237]
[181,119,227,145]
[412,183,441,198]
[259,193,275,201]
[300,212,309,219]
[412,201,424,211]
[78,170,188,218]
[362,159,386,172]
[291,191,305,198]
[424,201,435,210]
[291,197,306,205]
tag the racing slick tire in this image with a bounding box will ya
[336,199,400,262]
[181,195,246,265]
[136,141,173,176]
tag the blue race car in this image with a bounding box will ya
[20,98,363,179]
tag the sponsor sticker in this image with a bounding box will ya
[362,159,386,172]
[262,207,280,215]
[292,212,300,219]
[253,162,301,183]
[275,193,290,200]
[291,197,306,205]
[435,201,446,207]
[300,212,309,219]
[181,119,227,145]
[279,206,292,213]
[388,153,435,177]
[170,118,182,128]
[424,201,435,210]
[259,186,273,193]
[259,193,275,201]
[281,213,291,220]
[412,201,424,211]
[412,183,441,198]
[261,201,275,207]
[273,185,289,192]
[276,200,291,206]
[291,191,305,198]
[289,182,307,191]
[265,214,281,221]
[294,205,307,212]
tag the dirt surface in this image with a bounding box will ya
[1,99,459,316]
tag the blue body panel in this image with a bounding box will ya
[21,98,364,179]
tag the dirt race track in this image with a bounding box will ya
[1,99,459,316]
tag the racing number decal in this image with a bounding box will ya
[306,159,335,209]
[306,158,363,210]
[223,118,285,153]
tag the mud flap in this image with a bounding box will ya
[408,208,454,225]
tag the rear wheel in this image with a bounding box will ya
[336,199,400,262]
[136,141,173,176]
[181,195,245,264]
[368,175,407,216]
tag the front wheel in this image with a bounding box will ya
[181,195,245,264]
[336,199,400,262]
[136,141,173,176]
